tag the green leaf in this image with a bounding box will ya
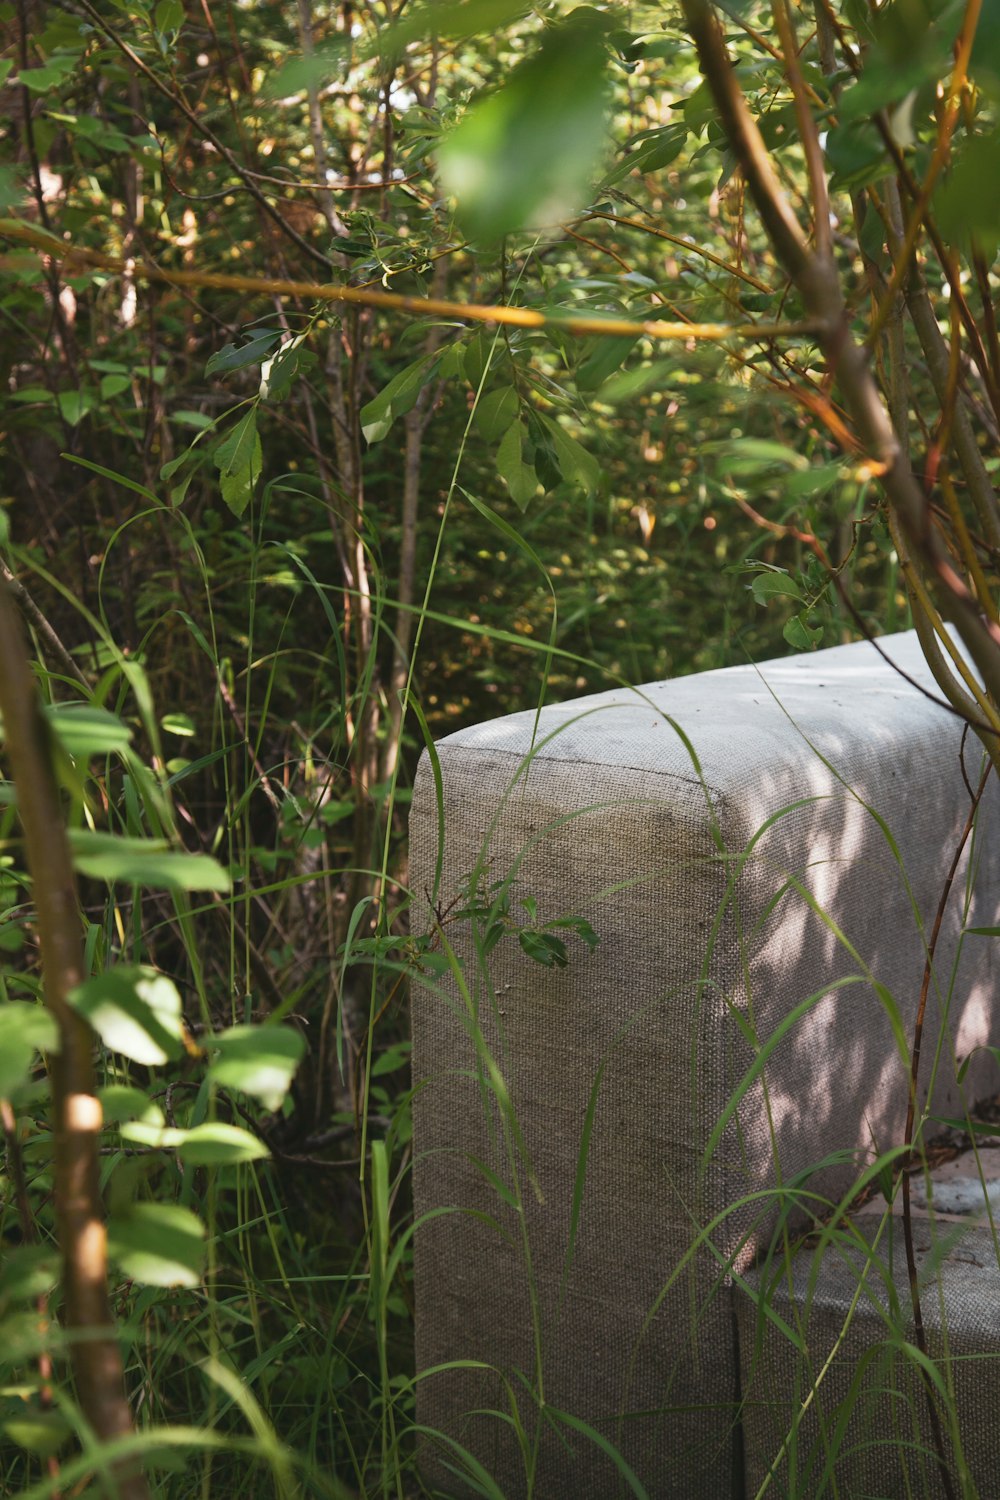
[576,335,637,392]
[16,57,77,91]
[538,413,601,497]
[473,385,518,442]
[0,164,24,213]
[262,41,348,100]
[214,408,259,476]
[437,9,611,241]
[0,1245,59,1305]
[935,131,1000,257]
[220,430,263,518]
[45,703,132,757]
[360,356,437,443]
[99,373,131,399]
[180,1122,269,1164]
[783,613,823,650]
[598,359,675,404]
[120,1119,269,1164]
[603,123,687,186]
[268,0,528,97]
[3,1411,71,1458]
[68,830,231,891]
[972,9,1000,98]
[706,437,807,474]
[99,1084,164,1126]
[378,0,531,53]
[495,420,539,509]
[57,388,96,426]
[161,713,195,737]
[518,929,569,968]
[782,463,845,499]
[206,330,281,378]
[750,572,803,605]
[546,914,600,951]
[107,1202,206,1288]
[260,336,317,402]
[824,118,892,192]
[154,0,183,31]
[209,1024,306,1111]
[683,78,717,134]
[0,1003,58,1097]
[69,967,185,1066]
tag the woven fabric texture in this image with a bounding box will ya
[409,632,1000,1498]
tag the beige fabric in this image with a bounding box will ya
[409,632,1000,1497]
[739,1212,1000,1498]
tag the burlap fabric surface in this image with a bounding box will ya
[408,632,1000,1498]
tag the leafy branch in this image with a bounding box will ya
[681,0,1000,756]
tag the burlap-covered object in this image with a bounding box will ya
[739,1212,1000,1497]
[408,632,1000,1498]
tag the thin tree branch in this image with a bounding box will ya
[680,0,1000,727]
[901,759,990,1500]
[0,219,818,344]
[0,581,150,1500]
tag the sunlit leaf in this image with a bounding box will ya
[178,1122,270,1164]
[260,336,317,402]
[160,713,195,738]
[120,1119,269,1164]
[437,8,611,241]
[99,1083,164,1126]
[107,1203,206,1288]
[69,967,185,1066]
[209,1024,306,1111]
